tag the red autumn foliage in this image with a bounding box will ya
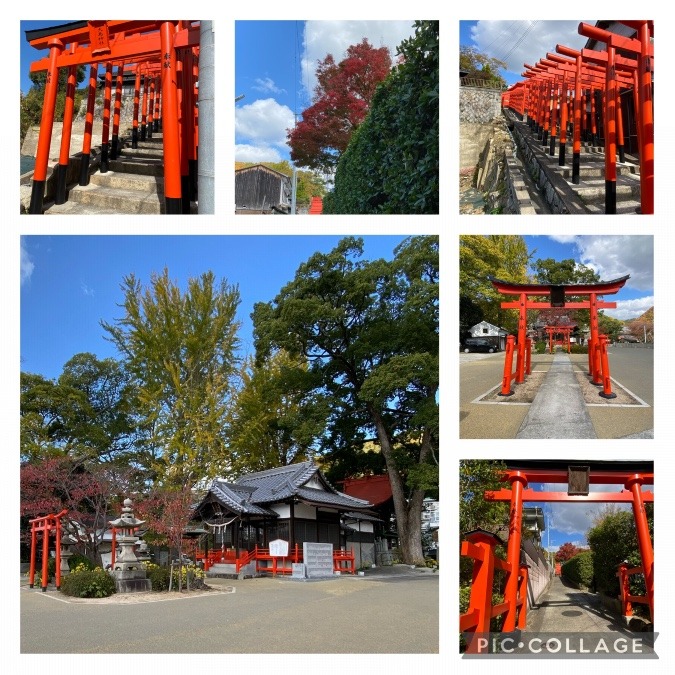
[555,541,588,563]
[287,38,392,173]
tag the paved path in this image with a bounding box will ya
[20,566,438,655]
[516,352,596,438]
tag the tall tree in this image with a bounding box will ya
[287,39,392,173]
[253,236,438,564]
[459,235,530,331]
[226,351,328,476]
[20,353,135,464]
[101,269,241,488]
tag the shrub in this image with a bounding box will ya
[534,340,547,354]
[570,344,588,354]
[587,508,652,597]
[146,565,172,591]
[561,550,594,589]
[60,567,116,598]
[68,553,96,571]
[324,21,438,214]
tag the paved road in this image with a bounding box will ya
[459,347,653,439]
[20,567,438,655]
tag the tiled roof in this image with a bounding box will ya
[198,462,374,516]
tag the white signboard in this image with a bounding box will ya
[269,539,289,557]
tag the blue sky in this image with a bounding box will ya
[20,235,410,381]
[20,21,80,95]
[525,481,649,551]
[235,20,416,164]
[460,20,592,87]
[521,235,653,321]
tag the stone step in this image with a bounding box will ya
[109,157,164,177]
[584,199,642,215]
[61,182,162,214]
[123,146,165,158]
[555,162,639,180]
[570,174,641,205]
[89,170,164,194]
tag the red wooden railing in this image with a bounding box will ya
[617,561,652,621]
[196,545,356,575]
[460,530,528,653]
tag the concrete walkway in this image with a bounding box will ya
[516,352,596,439]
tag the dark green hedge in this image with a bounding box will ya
[587,508,652,597]
[561,550,594,588]
[324,20,438,214]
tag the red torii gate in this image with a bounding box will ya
[460,461,654,653]
[502,21,653,214]
[489,274,629,399]
[545,324,573,353]
[28,509,68,591]
[25,20,201,215]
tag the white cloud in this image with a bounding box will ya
[469,20,593,81]
[545,235,653,292]
[301,20,416,101]
[235,98,295,150]
[536,483,632,541]
[21,239,34,286]
[576,236,653,291]
[81,283,95,297]
[235,143,284,163]
[253,77,285,94]
[605,295,654,321]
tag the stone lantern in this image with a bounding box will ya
[108,498,151,593]
[59,523,77,578]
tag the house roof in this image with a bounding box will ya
[195,462,374,519]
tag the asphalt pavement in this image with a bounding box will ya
[19,565,439,656]
[460,347,653,439]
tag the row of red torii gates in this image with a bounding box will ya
[25,20,203,214]
[489,274,630,399]
[460,461,654,653]
[501,21,654,215]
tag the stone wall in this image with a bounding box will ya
[459,86,502,123]
[523,539,553,608]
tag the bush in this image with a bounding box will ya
[534,340,547,354]
[570,344,588,354]
[60,567,116,598]
[68,553,96,571]
[587,508,652,597]
[143,562,206,591]
[324,21,438,214]
[561,550,594,588]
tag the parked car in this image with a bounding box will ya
[463,338,497,353]
[618,334,640,343]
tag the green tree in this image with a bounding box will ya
[324,20,439,214]
[101,269,241,488]
[459,235,530,332]
[252,236,438,564]
[20,353,135,464]
[459,460,508,538]
[460,46,507,89]
[587,506,653,599]
[226,350,328,476]
[598,314,625,342]
[20,66,86,147]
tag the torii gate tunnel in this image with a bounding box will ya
[501,21,654,215]
[25,20,201,215]
[460,463,654,654]
[489,274,629,399]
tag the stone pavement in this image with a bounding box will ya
[19,564,439,654]
[516,352,596,439]
[460,347,653,439]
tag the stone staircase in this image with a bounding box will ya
[43,133,190,215]
[506,111,643,214]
